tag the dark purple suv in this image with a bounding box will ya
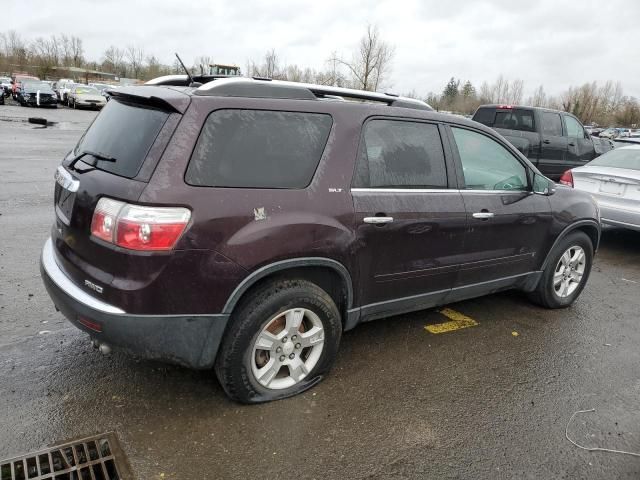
[40,77,600,403]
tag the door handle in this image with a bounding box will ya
[363,216,394,224]
[543,139,551,144]
[568,142,576,147]
[472,212,495,219]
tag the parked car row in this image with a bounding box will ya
[0,74,117,109]
[595,127,640,139]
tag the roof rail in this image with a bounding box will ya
[192,77,432,110]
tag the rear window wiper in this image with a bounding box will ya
[68,150,117,171]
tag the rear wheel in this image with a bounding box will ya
[215,279,342,403]
[529,231,593,308]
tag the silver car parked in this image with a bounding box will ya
[561,145,640,231]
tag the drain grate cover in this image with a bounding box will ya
[0,432,133,480]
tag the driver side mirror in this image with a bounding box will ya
[533,173,556,196]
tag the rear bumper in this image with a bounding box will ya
[40,238,229,368]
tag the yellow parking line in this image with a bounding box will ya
[424,308,478,334]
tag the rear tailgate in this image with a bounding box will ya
[52,93,186,312]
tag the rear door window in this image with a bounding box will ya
[73,99,169,178]
[541,112,563,136]
[353,119,447,189]
[186,110,332,189]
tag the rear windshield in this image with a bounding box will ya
[472,107,495,126]
[186,109,333,188]
[473,107,535,132]
[588,148,640,170]
[73,99,169,178]
[493,110,535,132]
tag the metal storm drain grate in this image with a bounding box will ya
[0,432,133,480]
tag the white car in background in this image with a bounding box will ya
[560,145,640,231]
[55,79,77,104]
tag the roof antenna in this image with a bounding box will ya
[175,52,200,87]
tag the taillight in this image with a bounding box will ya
[559,170,574,188]
[90,197,190,251]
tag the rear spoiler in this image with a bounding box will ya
[106,86,191,114]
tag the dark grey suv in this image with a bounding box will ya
[40,76,600,403]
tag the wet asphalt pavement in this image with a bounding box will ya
[1,103,639,479]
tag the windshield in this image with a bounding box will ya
[75,87,100,95]
[24,82,51,91]
[73,99,170,178]
[588,148,640,171]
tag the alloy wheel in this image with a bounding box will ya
[553,245,586,298]
[251,308,325,390]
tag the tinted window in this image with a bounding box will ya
[541,112,563,136]
[493,109,535,132]
[73,100,169,178]
[472,107,495,126]
[186,110,332,189]
[353,120,447,189]
[564,115,584,138]
[451,127,528,191]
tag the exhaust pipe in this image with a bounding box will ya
[91,339,112,355]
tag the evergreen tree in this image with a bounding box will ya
[442,77,460,107]
[461,80,476,99]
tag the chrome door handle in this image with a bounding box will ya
[472,212,495,219]
[363,216,394,224]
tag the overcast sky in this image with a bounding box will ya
[4,0,639,98]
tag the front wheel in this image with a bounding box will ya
[215,279,342,403]
[529,231,593,308]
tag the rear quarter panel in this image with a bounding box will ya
[139,96,361,309]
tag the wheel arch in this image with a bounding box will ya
[222,258,354,322]
[540,219,600,270]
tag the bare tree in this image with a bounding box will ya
[332,24,395,91]
[0,30,28,69]
[30,36,60,77]
[69,36,84,67]
[248,48,284,79]
[126,45,145,79]
[103,46,126,76]
[194,55,212,75]
[529,85,547,107]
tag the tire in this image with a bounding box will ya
[529,231,593,308]
[215,279,342,404]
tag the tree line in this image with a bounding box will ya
[428,75,639,126]
[1,26,637,126]
[0,25,394,91]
